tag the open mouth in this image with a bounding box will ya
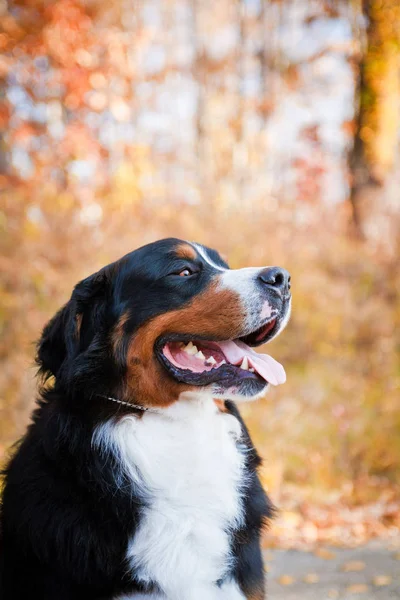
[156,317,286,389]
[239,317,278,346]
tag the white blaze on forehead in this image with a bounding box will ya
[219,266,263,295]
[191,244,272,330]
[191,243,227,271]
[190,242,281,332]
[191,242,268,294]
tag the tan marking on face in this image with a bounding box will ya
[174,242,197,262]
[122,279,245,407]
[214,399,228,413]
[112,311,130,355]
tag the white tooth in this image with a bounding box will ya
[220,360,226,365]
[205,356,217,365]
[240,357,249,371]
[183,342,198,355]
[184,342,198,355]
[195,350,205,360]
[249,367,255,373]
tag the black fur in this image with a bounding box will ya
[0,239,272,600]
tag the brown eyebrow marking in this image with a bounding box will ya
[112,311,130,355]
[174,242,197,262]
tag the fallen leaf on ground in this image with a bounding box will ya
[328,591,339,599]
[315,548,336,560]
[346,584,369,594]
[303,573,319,583]
[372,575,392,586]
[341,560,366,572]
[277,575,295,585]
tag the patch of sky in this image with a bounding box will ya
[243,0,262,18]
[26,205,43,224]
[207,24,239,60]
[7,85,30,108]
[48,122,65,140]
[143,45,166,75]
[142,0,163,30]
[31,103,48,124]
[85,111,103,129]
[69,160,96,183]
[11,147,34,179]
[34,56,49,72]
[279,17,353,63]
[79,202,103,226]
[242,73,262,97]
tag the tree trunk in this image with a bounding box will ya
[349,0,400,236]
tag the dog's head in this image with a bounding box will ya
[38,238,291,406]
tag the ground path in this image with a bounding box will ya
[265,541,400,599]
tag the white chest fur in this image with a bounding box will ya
[96,396,247,600]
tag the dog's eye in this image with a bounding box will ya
[178,268,192,277]
[168,266,198,278]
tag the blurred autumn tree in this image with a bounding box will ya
[350,0,400,237]
[0,0,399,543]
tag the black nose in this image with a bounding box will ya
[258,267,291,294]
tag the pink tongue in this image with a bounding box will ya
[216,340,286,386]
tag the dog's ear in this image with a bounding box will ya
[37,268,111,382]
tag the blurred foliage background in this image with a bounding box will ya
[0,0,399,547]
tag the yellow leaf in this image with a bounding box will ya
[341,560,366,572]
[345,584,369,594]
[303,573,319,583]
[372,575,392,586]
[328,591,339,599]
[314,548,336,560]
[277,575,295,586]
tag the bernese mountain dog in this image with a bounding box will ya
[0,238,291,600]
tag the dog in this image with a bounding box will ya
[0,238,291,600]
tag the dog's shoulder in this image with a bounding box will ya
[222,400,262,469]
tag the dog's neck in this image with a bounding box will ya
[99,395,161,414]
[100,392,226,418]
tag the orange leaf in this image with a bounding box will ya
[345,584,369,594]
[277,575,295,586]
[341,560,366,572]
[372,575,392,586]
[314,548,336,560]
